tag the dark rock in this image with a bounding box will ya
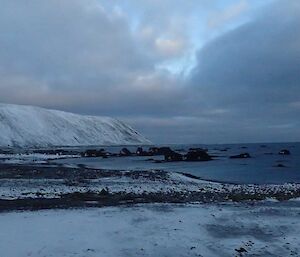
[164,151,183,162]
[99,187,109,196]
[235,247,247,253]
[81,149,107,157]
[230,153,251,159]
[278,149,291,155]
[149,147,173,156]
[189,147,208,152]
[120,148,132,156]
[136,147,150,156]
[185,149,212,161]
[148,147,159,155]
[274,164,287,168]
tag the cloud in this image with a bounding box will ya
[0,0,181,112]
[0,0,299,144]
[186,0,300,143]
[207,0,249,29]
[155,38,185,57]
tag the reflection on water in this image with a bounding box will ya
[54,142,300,184]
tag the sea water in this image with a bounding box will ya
[54,142,300,184]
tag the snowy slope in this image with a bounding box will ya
[0,104,150,147]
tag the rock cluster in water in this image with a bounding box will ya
[80,147,212,162]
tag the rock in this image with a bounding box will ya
[235,247,247,253]
[189,147,208,152]
[230,153,251,159]
[120,148,132,156]
[274,164,286,168]
[149,147,173,156]
[278,149,291,155]
[148,147,159,155]
[81,149,107,157]
[164,151,183,162]
[220,148,228,152]
[185,149,212,161]
[99,187,109,196]
[136,147,150,156]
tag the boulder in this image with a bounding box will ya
[164,151,183,162]
[274,163,286,168]
[278,149,291,155]
[136,147,150,156]
[185,149,212,161]
[230,153,251,159]
[120,148,132,156]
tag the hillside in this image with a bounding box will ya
[0,104,150,147]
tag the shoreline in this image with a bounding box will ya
[0,163,300,211]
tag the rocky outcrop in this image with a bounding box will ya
[185,149,211,161]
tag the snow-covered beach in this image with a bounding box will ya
[1,202,299,257]
[0,145,299,256]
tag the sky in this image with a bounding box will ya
[0,0,299,144]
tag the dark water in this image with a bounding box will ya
[54,142,300,184]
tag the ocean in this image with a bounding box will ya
[54,142,300,184]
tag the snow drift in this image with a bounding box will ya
[0,104,150,147]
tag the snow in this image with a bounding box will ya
[1,169,300,200]
[0,153,80,164]
[0,103,150,147]
[0,171,209,199]
[0,203,299,257]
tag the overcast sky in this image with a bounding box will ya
[0,0,299,144]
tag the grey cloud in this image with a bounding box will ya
[0,0,184,116]
[191,1,300,105]
[0,0,151,88]
[182,0,300,143]
[0,0,299,144]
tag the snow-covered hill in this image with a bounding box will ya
[0,104,150,147]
